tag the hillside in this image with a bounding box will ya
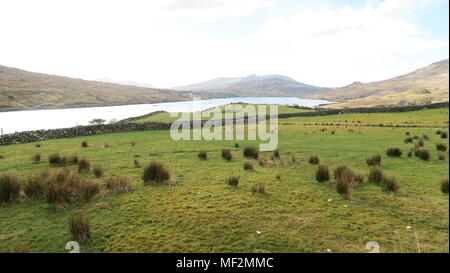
[312,59,449,108]
[173,74,330,97]
[0,65,191,111]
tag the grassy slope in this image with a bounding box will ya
[0,108,448,253]
[134,104,310,123]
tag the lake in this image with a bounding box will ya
[0,97,332,134]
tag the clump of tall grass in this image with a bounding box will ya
[381,176,400,192]
[221,149,232,161]
[68,155,78,164]
[272,149,280,158]
[227,176,240,186]
[197,150,207,160]
[436,129,443,135]
[415,148,430,161]
[142,161,170,184]
[335,169,354,199]
[421,134,429,140]
[81,141,88,148]
[134,159,140,168]
[333,165,355,182]
[24,171,49,200]
[78,159,90,173]
[0,174,21,205]
[77,180,101,201]
[417,138,425,147]
[386,147,402,157]
[251,183,266,194]
[259,157,275,167]
[366,154,381,166]
[243,162,255,171]
[93,165,104,178]
[234,143,239,148]
[46,181,72,209]
[105,176,132,193]
[69,213,91,244]
[308,155,319,165]
[440,178,449,194]
[438,153,445,161]
[368,166,384,184]
[404,137,413,143]
[49,153,67,166]
[315,163,330,182]
[243,146,259,159]
[441,131,448,139]
[436,143,447,152]
[32,153,41,163]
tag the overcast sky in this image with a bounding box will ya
[0,0,448,88]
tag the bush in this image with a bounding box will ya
[315,163,330,182]
[227,176,240,186]
[436,143,448,152]
[243,162,254,171]
[335,179,352,199]
[366,154,381,166]
[368,166,384,184]
[440,178,449,194]
[197,150,207,160]
[32,153,41,163]
[308,155,319,165]
[333,165,355,181]
[105,176,132,193]
[77,180,101,201]
[81,141,88,148]
[0,174,20,204]
[221,149,232,161]
[78,159,90,173]
[69,214,91,244]
[386,147,402,157]
[143,161,170,184]
[415,148,430,161]
[438,153,445,161]
[49,153,67,166]
[46,181,71,209]
[251,183,266,194]
[382,176,400,192]
[24,172,48,200]
[243,146,259,159]
[441,131,448,139]
[93,166,104,178]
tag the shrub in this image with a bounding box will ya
[78,159,90,173]
[221,149,232,161]
[243,146,259,159]
[93,166,104,178]
[368,166,384,184]
[436,143,448,152]
[24,173,48,200]
[415,148,430,161]
[49,153,66,166]
[335,179,352,199]
[315,163,330,182]
[46,182,71,209]
[251,183,266,194]
[134,159,140,168]
[143,161,170,184]
[243,162,254,171]
[0,174,20,204]
[272,149,280,158]
[227,176,240,186]
[69,155,78,164]
[366,154,381,166]
[441,131,448,139]
[440,178,449,194]
[77,180,101,201]
[382,176,400,192]
[81,141,88,148]
[69,214,91,244]
[403,137,413,143]
[32,153,41,163]
[386,147,402,157]
[308,155,319,165]
[105,176,132,193]
[197,150,207,160]
[438,153,445,161]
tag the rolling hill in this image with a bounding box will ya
[173,74,330,98]
[311,59,449,108]
[0,65,191,111]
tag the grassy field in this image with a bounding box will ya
[0,107,448,253]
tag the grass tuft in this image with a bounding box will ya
[308,155,320,165]
[78,159,90,173]
[227,176,240,186]
[368,166,384,184]
[69,213,91,244]
[143,161,170,184]
[386,147,402,157]
[366,154,381,166]
[243,146,259,159]
[221,149,232,161]
[315,163,330,182]
[197,150,208,160]
[0,174,20,205]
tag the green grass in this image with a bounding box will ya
[134,104,311,123]
[0,108,448,253]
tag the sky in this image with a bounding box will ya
[0,0,448,88]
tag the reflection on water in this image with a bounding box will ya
[0,97,332,134]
